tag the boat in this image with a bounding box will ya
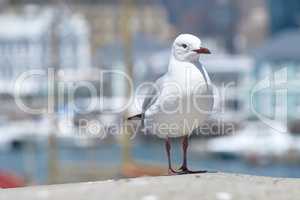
[193,121,300,163]
[0,171,25,188]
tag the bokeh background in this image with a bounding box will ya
[0,0,300,188]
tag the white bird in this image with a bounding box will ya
[128,34,214,174]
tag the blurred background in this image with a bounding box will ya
[0,0,300,188]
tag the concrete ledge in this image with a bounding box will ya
[1,173,300,200]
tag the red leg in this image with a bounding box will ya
[178,135,207,174]
[165,138,178,175]
[179,135,188,171]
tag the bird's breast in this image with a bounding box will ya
[168,66,208,94]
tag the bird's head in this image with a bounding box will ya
[172,34,211,62]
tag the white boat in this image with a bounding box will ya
[0,118,51,150]
[195,121,300,161]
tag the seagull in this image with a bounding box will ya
[128,34,214,175]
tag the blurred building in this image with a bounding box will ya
[162,0,238,53]
[267,0,300,35]
[202,55,254,122]
[254,29,300,120]
[235,0,269,53]
[0,0,9,12]
[0,7,91,94]
[252,0,300,122]
[70,2,173,55]
[7,1,173,53]
[162,0,270,54]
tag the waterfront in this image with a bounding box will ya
[1,138,300,185]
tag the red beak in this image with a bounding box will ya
[193,47,211,54]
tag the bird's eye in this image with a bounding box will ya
[181,44,188,49]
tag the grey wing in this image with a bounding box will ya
[139,76,164,131]
[142,76,164,112]
[195,61,215,112]
[207,84,215,112]
[194,61,211,86]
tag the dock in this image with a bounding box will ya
[1,173,299,200]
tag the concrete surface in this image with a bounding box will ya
[0,173,299,200]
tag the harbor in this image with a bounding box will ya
[0,0,300,196]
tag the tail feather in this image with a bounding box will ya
[127,113,143,120]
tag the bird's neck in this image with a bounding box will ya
[168,56,200,75]
[168,56,210,86]
[168,56,187,74]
